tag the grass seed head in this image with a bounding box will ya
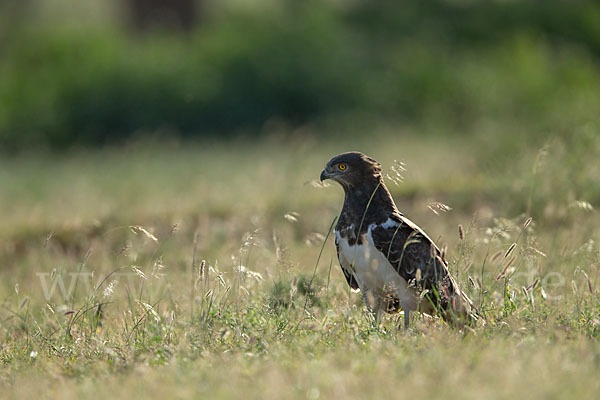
[504,243,516,258]
[490,250,503,262]
[526,278,540,291]
[385,159,406,186]
[129,225,159,244]
[132,266,148,280]
[19,297,29,310]
[427,202,452,216]
[463,261,473,272]
[468,276,476,289]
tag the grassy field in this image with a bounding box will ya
[1,130,600,399]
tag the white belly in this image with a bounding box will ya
[335,227,417,312]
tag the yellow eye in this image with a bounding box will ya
[338,163,347,171]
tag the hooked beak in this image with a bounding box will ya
[320,169,329,182]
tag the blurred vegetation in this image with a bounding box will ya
[1,0,600,149]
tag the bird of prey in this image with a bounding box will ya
[320,152,476,328]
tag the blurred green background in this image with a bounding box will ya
[1,0,600,150]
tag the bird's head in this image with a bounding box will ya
[320,152,382,189]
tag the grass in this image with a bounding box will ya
[1,130,600,399]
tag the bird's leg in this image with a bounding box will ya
[402,310,410,329]
[374,303,383,326]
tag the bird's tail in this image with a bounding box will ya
[443,279,481,327]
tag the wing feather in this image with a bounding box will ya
[371,214,478,322]
[370,214,453,308]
